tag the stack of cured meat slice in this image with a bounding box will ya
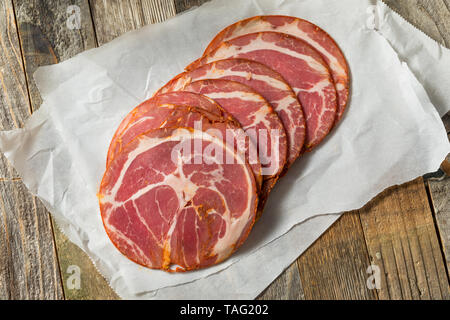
[98,15,349,272]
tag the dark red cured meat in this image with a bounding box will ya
[99,127,258,271]
[159,79,287,179]
[158,58,305,170]
[188,32,338,152]
[107,92,234,167]
[173,79,288,219]
[190,15,350,124]
[108,103,263,191]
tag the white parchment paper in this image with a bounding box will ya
[0,0,449,299]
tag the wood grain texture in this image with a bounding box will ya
[383,0,450,288]
[172,0,305,299]
[53,227,119,300]
[13,0,97,109]
[257,263,305,300]
[174,0,210,13]
[428,178,450,278]
[89,0,176,45]
[11,0,117,300]
[0,0,448,301]
[296,213,377,300]
[359,179,450,300]
[0,0,64,299]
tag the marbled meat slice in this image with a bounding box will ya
[158,58,305,169]
[107,92,234,166]
[188,32,338,151]
[108,103,263,190]
[158,79,287,179]
[191,15,349,124]
[99,127,258,271]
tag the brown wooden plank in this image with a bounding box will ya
[359,179,450,300]
[257,263,305,300]
[0,0,64,299]
[428,178,450,278]
[296,213,377,300]
[0,181,64,299]
[89,0,176,46]
[427,116,450,277]
[11,0,118,300]
[173,0,305,299]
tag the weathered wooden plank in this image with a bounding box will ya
[359,179,450,300]
[295,213,377,300]
[11,0,115,300]
[89,0,176,46]
[0,0,64,300]
[174,0,210,13]
[13,0,97,109]
[1,0,447,301]
[257,263,305,300]
[428,178,450,277]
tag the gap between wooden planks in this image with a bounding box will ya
[0,0,448,300]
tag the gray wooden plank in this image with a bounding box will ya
[0,0,64,300]
[89,0,176,46]
[0,0,29,180]
[360,179,450,300]
[53,226,119,300]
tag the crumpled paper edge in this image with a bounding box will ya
[374,0,450,117]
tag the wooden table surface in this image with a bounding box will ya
[0,0,449,300]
